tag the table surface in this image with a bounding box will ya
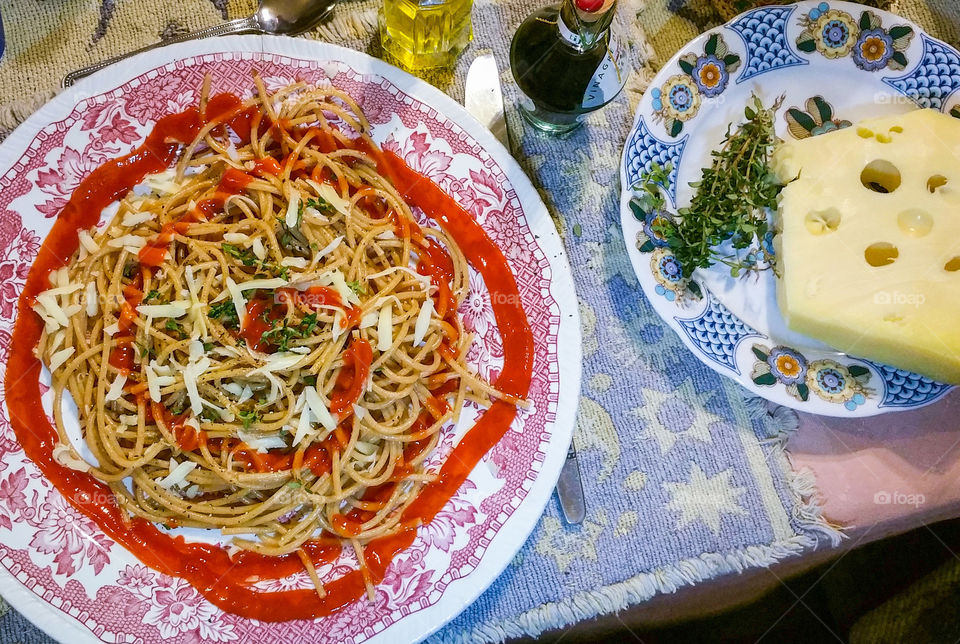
[0,0,959,642]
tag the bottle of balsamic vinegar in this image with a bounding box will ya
[509,0,626,134]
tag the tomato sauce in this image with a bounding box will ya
[330,338,373,416]
[239,297,285,352]
[5,95,534,621]
[252,157,282,177]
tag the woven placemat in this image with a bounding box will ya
[0,1,953,643]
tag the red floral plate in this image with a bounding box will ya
[0,36,581,643]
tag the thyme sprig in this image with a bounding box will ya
[640,94,784,292]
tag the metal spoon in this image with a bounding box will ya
[63,0,338,87]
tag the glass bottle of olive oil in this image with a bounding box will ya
[380,0,474,71]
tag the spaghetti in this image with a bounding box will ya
[27,76,525,600]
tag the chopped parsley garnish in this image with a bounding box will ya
[144,289,161,303]
[238,409,260,429]
[306,198,336,215]
[136,340,156,359]
[165,319,183,338]
[202,342,214,352]
[259,313,319,352]
[303,375,317,387]
[123,263,137,279]
[221,243,258,267]
[208,300,239,328]
[300,313,318,335]
[347,280,366,295]
[224,242,291,280]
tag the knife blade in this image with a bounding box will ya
[556,443,586,524]
[463,54,586,525]
[464,53,510,150]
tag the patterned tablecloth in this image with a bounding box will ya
[0,0,953,642]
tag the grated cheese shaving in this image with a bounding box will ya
[305,179,351,216]
[280,256,308,268]
[142,170,182,196]
[222,382,244,396]
[365,266,431,289]
[315,236,343,259]
[223,232,250,244]
[105,373,127,402]
[85,281,98,316]
[414,297,434,346]
[285,187,301,228]
[252,237,266,261]
[238,429,287,453]
[304,385,336,431]
[225,276,247,324]
[360,311,378,329]
[48,347,75,372]
[377,303,393,351]
[226,139,240,162]
[158,460,197,489]
[107,235,146,250]
[137,301,189,318]
[78,229,99,254]
[121,212,154,227]
[182,356,212,415]
[292,408,313,447]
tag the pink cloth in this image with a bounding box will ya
[789,389,960,535]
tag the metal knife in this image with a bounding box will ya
[556,443,586,524]
[463,53,586,525]
[464,53,510,150]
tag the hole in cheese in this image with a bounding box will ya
[804,208,842,235]
[864,242,899,267]
[928,175,948,193]
[876,133,892,143]
[857,127,874,138]
[860,160,901,193]
[889,125,904,133]
[945,257,960,272]
[897,209,933,237]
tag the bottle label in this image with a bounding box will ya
[581,31,625,109]
[557,16,583,49]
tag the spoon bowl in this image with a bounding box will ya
[254,0,339,35]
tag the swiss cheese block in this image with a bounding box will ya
[772,108,960,384]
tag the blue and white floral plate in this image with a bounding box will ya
[619,0,957,417]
